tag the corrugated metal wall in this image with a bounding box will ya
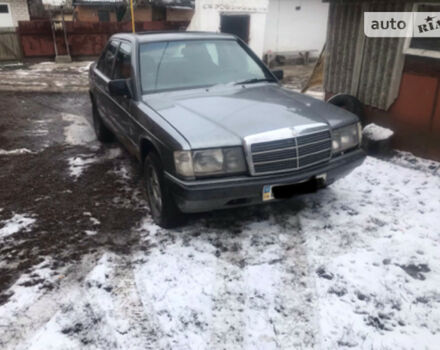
[324,1,412,110]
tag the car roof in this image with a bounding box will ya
[111,31,236,43]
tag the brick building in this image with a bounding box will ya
[0,0,30,27]
[72,0,193,23]
[72,0,125,22]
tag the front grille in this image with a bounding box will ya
[249,129,331,175]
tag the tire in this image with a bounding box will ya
[144,152,184,228]
[327,94,365,125]
[92,101,114,142]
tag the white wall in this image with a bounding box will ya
[188,0,269,58]
[264,0,328,56]
[0,0,30,27]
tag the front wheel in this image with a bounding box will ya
[144,153,184,228]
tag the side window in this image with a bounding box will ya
[97,40,119,77]
[113,42,132,80]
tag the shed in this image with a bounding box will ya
[0,0,30,28]
[324,0,440,160]
[188,0,269,58]
[264,0,329,61]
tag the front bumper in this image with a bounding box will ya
[166,148,366,213]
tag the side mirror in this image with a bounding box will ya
[272,69,284,81]
[108,79,131,97]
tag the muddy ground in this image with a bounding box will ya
[0,92,145,301]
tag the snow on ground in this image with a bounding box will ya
[67,148,122,179]
[0,148,34,155]
[300,156,440,348]
[0,213,36,239]
[62,113,96,146]
[68,155,100,178]
[0,61,91,92]
[1,152,439,349]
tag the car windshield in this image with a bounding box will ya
[139,39,271,93]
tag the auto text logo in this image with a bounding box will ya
[364,12,440,37]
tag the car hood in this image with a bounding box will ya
[142,84,359,149]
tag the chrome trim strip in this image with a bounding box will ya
[254,156,297,165]
[253,158,330,176]
[298,148,331,158]
[252,146,297,155]
[254,149,330,167]
[295,134,299,169]
[297,138,332,147]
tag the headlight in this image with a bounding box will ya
[193,149,224,174]
[174,151,194,177]
[174,147,246,177]
[332,123,361,154]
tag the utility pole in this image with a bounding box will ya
[130,0,135,33]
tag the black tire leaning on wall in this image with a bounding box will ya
[327,94,365,126]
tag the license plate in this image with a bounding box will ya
[262,173,327,201]
[262,185,274,201]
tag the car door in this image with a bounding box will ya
[110,41,138,153]
[93,40,120,135]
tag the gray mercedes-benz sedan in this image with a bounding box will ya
[89,31,365,227]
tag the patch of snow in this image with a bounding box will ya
[0,213,35,238]
[300,156,440,349]
[0,148,33,155]
[90,217,100,225]
[85,230,97,236]
[103,147,122,160]
[133,216,315,349]
[63,113,95,146]
[67,154,99,178]
[67,147,123,179]
[363,123,394,141]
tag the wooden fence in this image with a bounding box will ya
[0,28,22,61]
[17,20,189,58]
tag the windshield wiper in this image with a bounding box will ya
[233,78,274,86]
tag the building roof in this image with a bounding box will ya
[71,0,194,8]
[151,0,194,8]
[72,0,124,6]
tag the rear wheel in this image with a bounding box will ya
[144,153,184,228]
[92,101,114,142]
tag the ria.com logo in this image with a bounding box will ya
[364,12,440,37]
